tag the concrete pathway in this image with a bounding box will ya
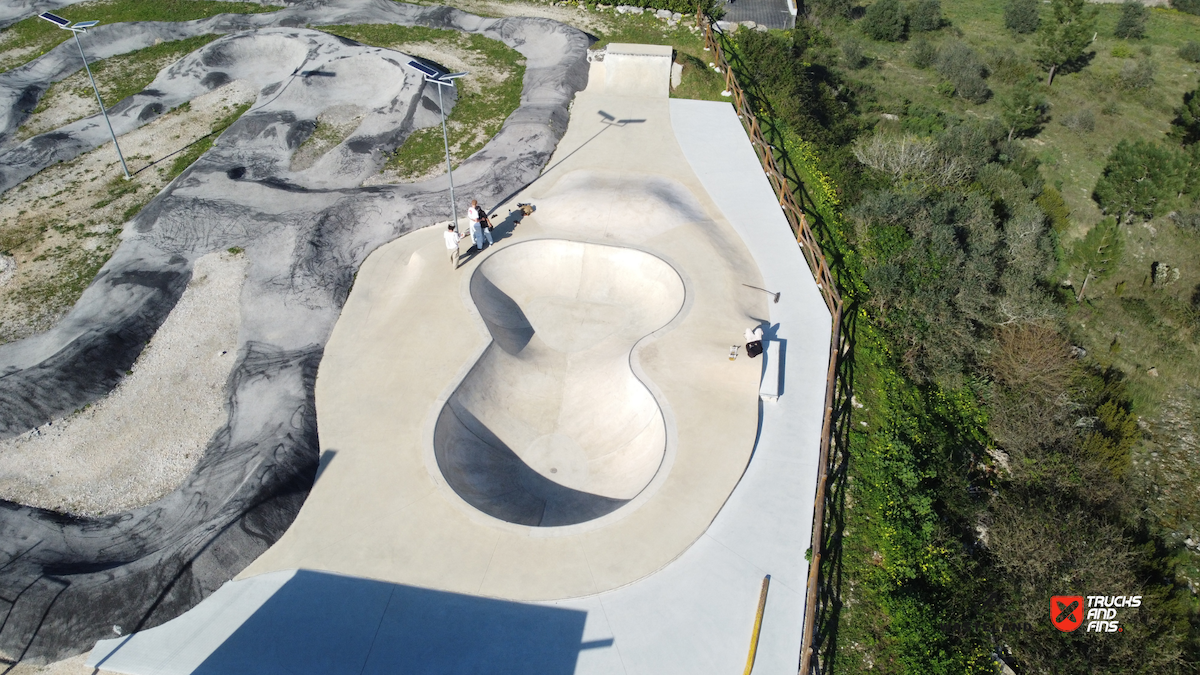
[86,46,831,675]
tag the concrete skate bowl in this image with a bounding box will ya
[434,239,685,527]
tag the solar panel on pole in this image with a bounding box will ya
[407,60,442,79]
[38,12,70,26]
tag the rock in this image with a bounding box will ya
[755,24,768,32]
[671,61,682,89]
[1151,260,1179,286]
[1148,367,1159,377]
[0,252,15,287]
[672,12,682,20]
[740,20,757,29]
[881,113,899,121]
[1069,345,1087,359]
[716,19,737,31]
[656,8,672,19]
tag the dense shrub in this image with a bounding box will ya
[862,0,907,42]
[910,38,935,68]
[806,0,853,19]
[734,27,859,147]
[936,41,991,103]
[907,0,942,32]
[1060,107,1095,133]
[842,38,871,69]
[1171,0,1200,16]
[989,47,1035,84]
[1118,57,1156,90]
[1179,40,1200,63]
[1004,0,1040,33]
[1114,0,1149,39]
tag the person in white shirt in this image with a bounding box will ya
[444,224,464,267]
[467,199,493,249]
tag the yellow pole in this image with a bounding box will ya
[744,575,771,675]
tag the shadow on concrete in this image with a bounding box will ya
[97,570,603,675]
[313,449,337,485]
[487,111,645,212]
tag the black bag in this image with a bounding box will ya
[746,340,763,358]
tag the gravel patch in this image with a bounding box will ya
[0,250,246,515]
[4,654,93,675]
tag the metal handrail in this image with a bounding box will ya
[698,14,843,675]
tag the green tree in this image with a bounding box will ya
[862,0,907,42]
[1093,140,1188,221]
[1173,88,1200,145]
[1004,0,1040,34]
[1000,76,1048,140]
[1034,0,1099,86]
[908,0,942,32]
[1114,0,1149,39]
[1068,217,1122,301]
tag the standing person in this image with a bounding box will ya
[444,223,464,267]
[467,199,492,249]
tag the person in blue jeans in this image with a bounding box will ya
[468,199,493,249]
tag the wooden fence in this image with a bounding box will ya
[697,14,845,675]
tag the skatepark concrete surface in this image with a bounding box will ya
[83,43,833,675]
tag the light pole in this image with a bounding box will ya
[408,60,466,226]
[38,12,130,179]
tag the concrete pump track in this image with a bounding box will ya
[0,0,591,663]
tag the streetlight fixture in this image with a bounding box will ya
[408,60,466,226]
[38,12,130,179]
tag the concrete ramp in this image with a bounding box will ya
[600,44,673,97]
[435,239,684,526]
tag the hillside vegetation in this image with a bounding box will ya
[720,0,1200,671]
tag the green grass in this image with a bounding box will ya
[13,240,114,319]
[167,101,252,179]
[317,24,526,180]
[594,11,726,101]
[0,0,278,73]
[820,2,1200,236]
